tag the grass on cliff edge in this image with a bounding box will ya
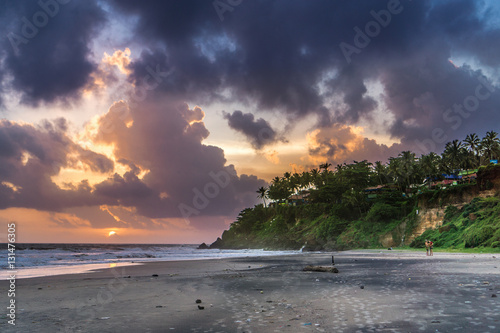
[410,196,500,252]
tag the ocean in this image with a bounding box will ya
[0,243,299,280]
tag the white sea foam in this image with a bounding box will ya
[0,243,299,279]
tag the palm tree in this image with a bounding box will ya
[464,133,480,155]
[319,162,332,172]
[443,140,466,171]
[419,152,441,188]
[310,168,320,187]
[256,186,268,207]
[399,151,417,189]
[373,161,387,185]
[464,133,481,168]
[300,171,312,189]
[290,173,301,194]
[481,131,500,162]
[388,157,403,192]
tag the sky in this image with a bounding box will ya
[0,0,499,244]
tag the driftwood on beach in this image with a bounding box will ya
[303,265,339,273]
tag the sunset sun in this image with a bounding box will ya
[108,231,117,237]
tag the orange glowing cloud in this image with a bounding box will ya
[263,150,280,164]
[102,48,132,75]
[307,124,403,166]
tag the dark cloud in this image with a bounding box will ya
[0,100,266,225]
[1,0,497,153]
[0,0,106,106]
[109,0,499,154]
[93,97,266,220]
[77,148,115,174]
[0,118,114,211]
[223,110,284,149]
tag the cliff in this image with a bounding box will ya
[209,165,500,251]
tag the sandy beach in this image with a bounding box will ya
[1,250,500,333]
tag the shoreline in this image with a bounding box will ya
[1,250,499,332]
[3,247,500,281]
[0,246,301,280]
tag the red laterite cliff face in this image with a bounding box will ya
[379,166,500,248]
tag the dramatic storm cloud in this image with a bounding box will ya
[91,98,266,220]
[0,100,265,225]
[0,0,106,105]
[110,0,500,154]
[223,110,284,150]
[0,118,113,210]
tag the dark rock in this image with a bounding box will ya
[209,237,224,249]
[197,243,209,249]
[152,274,158,277]
[303,265,339,273]
[360,285,365,289]
[198,305,205,310]
[492,294,497,298]
[196,299,202,303]
[156,305,163,308]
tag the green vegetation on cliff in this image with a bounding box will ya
[411,196,500,250]
[213,133,500,251]
[219,193,418,250]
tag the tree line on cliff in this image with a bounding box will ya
[209,132,500,251]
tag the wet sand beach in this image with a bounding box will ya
[1,250,499,332]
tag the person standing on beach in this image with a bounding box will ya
[429,240,434,256]
[425,240,430,256]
